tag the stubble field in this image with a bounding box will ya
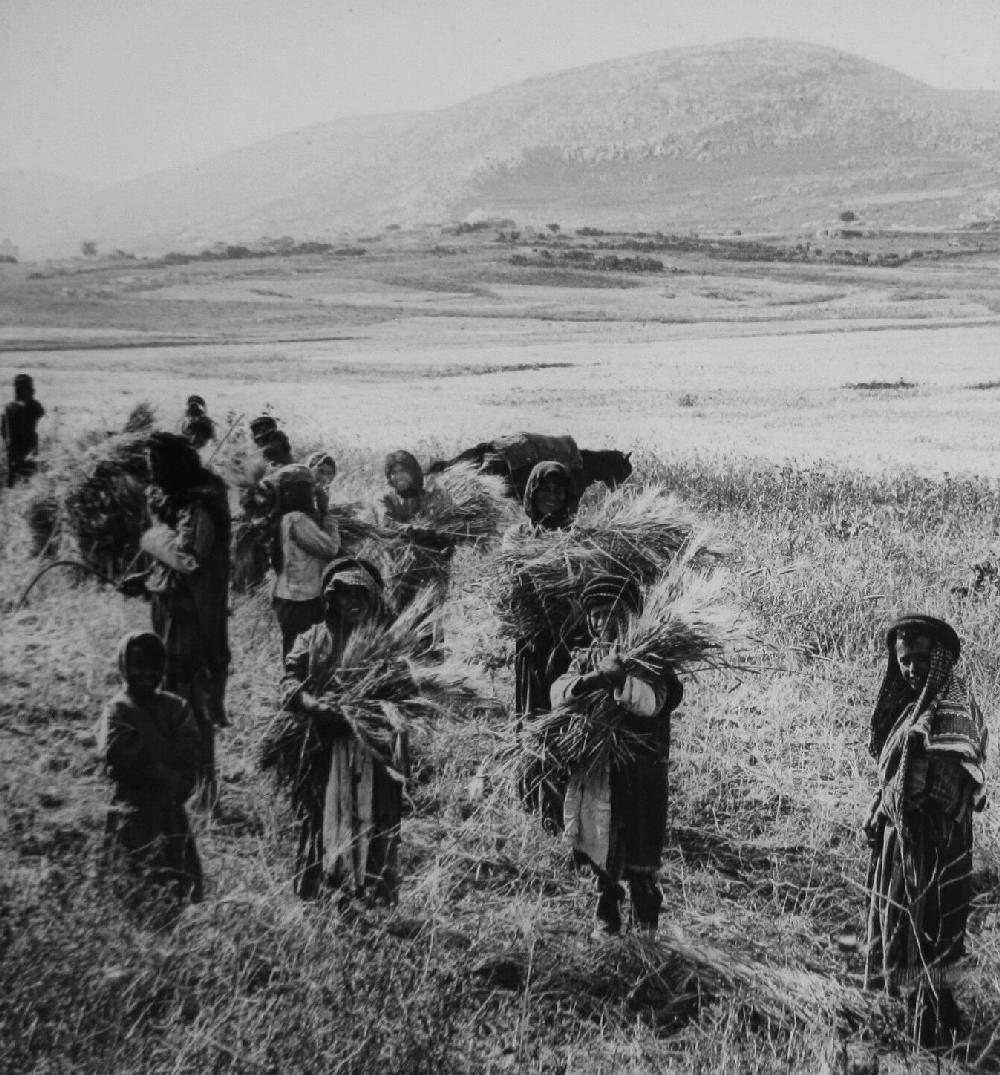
[2,230,1000,1073]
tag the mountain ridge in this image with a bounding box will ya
[5,38,1000,255]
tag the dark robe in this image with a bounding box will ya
[99,688,204,908]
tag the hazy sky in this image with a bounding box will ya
[3,0,1000,183]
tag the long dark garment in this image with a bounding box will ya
[273,596,324,658]
[144,466,231,808]
[865,641,987,1003]
[553,643,681,933]
[104,796,204,909]
[99,681,204,916]
[514,633,573,832]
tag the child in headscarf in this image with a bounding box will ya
[504,461,582,830]
[551,573,682,937]
[98,631,204,913]
[306,449,338,524]
[374,449,457,611]
[177,395,216,448]
[261,430,294,469]
[249,414,278,448]
[2,373,45,487]
[373,449,426,526]
[864,613,988,1046]
[270,464,340,657]
[281,558,408,903]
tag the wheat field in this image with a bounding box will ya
[2,244,1000,1073]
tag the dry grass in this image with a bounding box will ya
[3,433,1000,1072]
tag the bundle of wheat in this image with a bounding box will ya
[62,432,150,575]
[512,554,741,780]
[406,463,513,543]
[376,464,515,611]
[470,927,870,1034]
[488,484,725,647]
[260,589,492,800]
[323,499,385,553]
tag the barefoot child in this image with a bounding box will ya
[551,574,682,936]
[98,631,204,910]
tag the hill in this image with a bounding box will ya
[9,38,1000,255]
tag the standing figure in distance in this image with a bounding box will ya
[2,372,45,486]
[134,432,231,810]
[98,630,204,919]
[865,613,988,1046]
[551,574,682,937]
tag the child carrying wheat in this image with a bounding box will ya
[277,558,408,902]
[550,573,683,937]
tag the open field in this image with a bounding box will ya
[2,233,1000,1073]
[1,229,1000,475]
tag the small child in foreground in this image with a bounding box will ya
[550,574,682,937]
[98,631,204,914]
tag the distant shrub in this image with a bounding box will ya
[81,241,97,257]
[843,378,916,390]
[839,211,857,222]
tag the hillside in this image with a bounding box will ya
[8,38,1000,255]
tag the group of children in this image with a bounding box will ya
[8,381,987,1047]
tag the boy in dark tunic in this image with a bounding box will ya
[98,631,204,913]
[864,613,987,1045]
[132,432,231,809]
[2,373,45,486]
[551,574,682,936]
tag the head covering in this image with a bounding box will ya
[116,630,166,679]
[306,450,337,478]
[384,450,423,497]
[146,431,203,491]
[869,613,986,814]
[271,463,316,517]
[181,414,215,446]
[13,373,33,400]
[522,461,580,528]
[582,573,642,615]
[250,415,278,445]
[885,613,960,662]
[275,463,314,488]
[261,430,293,465]
[869,614,961,759]
[321,557,385,621]
[185,394,207,414]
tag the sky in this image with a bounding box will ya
[2,0,1000,183]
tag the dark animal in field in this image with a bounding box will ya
[428,433,632,502]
